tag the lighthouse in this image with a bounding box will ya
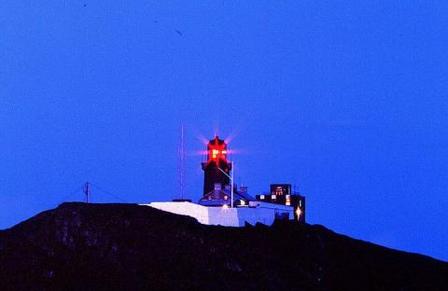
[145,133,306,226]
[199,136,237,206]
[201,136,232,195]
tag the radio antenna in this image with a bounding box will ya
[177,124,186,200]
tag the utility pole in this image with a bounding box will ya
[84,182,91,203]
[231,162,234,208]
[218,163,234,208]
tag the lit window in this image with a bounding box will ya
[275,186,283,195]
[224,195,228,200]
[271,195,276,200]
[295,207,302,219]
[240,200,246,206]
[285,195,291,206]
[260,195,265,200]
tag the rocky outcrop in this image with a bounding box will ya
[0,202,446,290]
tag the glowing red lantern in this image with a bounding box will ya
[207,136,228,162]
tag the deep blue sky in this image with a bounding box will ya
[1,1,447,261]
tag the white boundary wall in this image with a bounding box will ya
[141,201,294,227]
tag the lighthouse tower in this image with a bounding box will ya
[201,136,232,195]
[198,136,234,206]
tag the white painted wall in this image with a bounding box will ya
[146,202,210,224]
[141,201,294,227]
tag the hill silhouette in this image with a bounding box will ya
[0,202,446,290]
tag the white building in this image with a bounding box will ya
[141,201,294,227]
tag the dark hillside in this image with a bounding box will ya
[0,203,446,290]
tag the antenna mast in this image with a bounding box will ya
[84,182,91,203]
[177,124,186,200]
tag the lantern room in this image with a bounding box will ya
[206,136,228,162]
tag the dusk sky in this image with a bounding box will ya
[1,1,447,261]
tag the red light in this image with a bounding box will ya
[207,136,228,162]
